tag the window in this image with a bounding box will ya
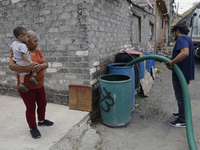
[132,15,141,43]
[149,22,154,41]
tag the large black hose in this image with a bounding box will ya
[125,55,197,150]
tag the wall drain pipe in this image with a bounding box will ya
[125,55,197,150]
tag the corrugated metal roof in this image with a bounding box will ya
[171,2,200,27]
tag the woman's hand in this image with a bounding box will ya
[32,58,48,73]
[32,62,42,73]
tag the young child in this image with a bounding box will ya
[10,26,38,93]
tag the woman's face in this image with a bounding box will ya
[27,36,38,51]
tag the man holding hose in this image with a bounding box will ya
[166,23,195,127]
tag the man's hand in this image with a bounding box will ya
[165,62,173,70]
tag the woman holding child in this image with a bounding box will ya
[9,29,53,139]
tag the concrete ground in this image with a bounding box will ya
[0,95,89,150]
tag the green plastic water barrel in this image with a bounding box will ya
[108,63,135,111]
[99,74,132,127]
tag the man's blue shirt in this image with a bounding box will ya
[172,34,195,81]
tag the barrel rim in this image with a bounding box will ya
[99,74,132,83]
[108,62,134,68]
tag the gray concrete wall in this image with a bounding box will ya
[0,0,154,108]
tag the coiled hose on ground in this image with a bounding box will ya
[125,55,197,150]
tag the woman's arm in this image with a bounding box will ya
[9,57,33,73]
[41,58,48,70]
[32,58,48,73]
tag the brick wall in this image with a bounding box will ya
[0,0,154,116]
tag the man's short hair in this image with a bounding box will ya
[13,26,27,38]
[171,23,189,35]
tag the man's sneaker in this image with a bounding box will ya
[19,84,28,93]
[30,76,38,85]
[169,118,186,127]
[38,119,54,126]
[172,113,179,119]
[30,127,41,139]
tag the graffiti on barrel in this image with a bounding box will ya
[99,87,115,112]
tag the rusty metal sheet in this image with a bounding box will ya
[69,85,92,112]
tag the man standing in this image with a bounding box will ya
[166,23,195,127]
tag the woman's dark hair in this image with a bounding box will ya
[171,23,189,35]
[13,26,27,38]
